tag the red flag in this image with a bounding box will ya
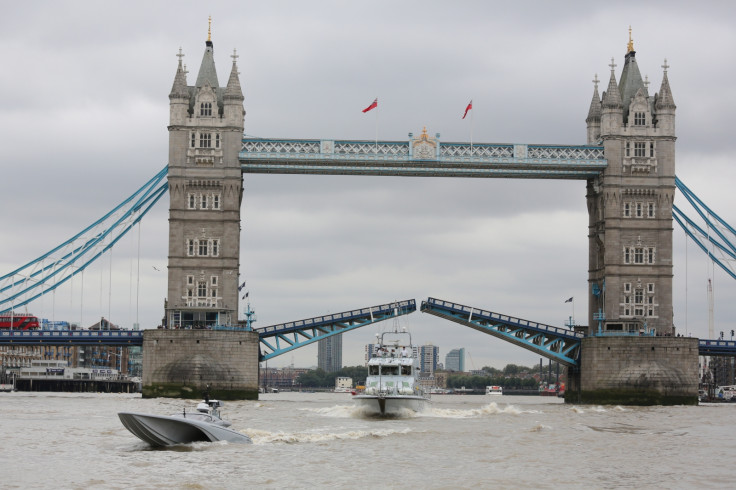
[362,98,378,113]
[462,100,473,119]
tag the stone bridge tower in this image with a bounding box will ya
[165,25,245,329]
[585,33,677,336]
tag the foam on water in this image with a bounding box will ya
[244,426,412,445]
[419,402,536,419]
[570,405,611,414]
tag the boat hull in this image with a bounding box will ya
[353,395,430,416]
[118,412,252,447]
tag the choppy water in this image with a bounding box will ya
[1,391,734,489]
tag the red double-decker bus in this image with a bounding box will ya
[0,314,41,330]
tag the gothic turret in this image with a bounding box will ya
[654,60,676,135]
[223,50,245,127]
[600,61,623,135]
[169,49,190,126]
[586,75,602,144]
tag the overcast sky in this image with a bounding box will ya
[1,1,735,369]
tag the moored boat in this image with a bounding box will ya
[352,328,430,416]
[118,398,252,447]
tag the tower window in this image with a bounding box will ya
[201,194,208,209]
[647,283,654,293]
[216,133,221,148]
[200,133,212,148]
[198,240,208,256]
[634,142,646,157]
[200,102,212,117]
[191,133,196,148]
[634,112,645,126]
[636,203,643,218]
[647,247,655,264]
[197,282,207,297]
[624,202,631,217]
[188,194,196,209]
[211,239,220,257]
[647,203,655,218]
[187,239,195,256]
[624,248,631,264]
[187,275,194,285]
[211,276,218,286]
[624,283,631,293]
[625,142,630,157]
[634,247,644,264]
[649,142,655,157]
[212,194,220,210]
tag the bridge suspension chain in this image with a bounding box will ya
[0,166,169,315]
[673,176,736,281]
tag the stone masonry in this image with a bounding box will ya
[141,329,259,400]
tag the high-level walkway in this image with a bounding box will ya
[240,137,607,179]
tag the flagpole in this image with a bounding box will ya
[470,102,474,156]
[374,104,378,154]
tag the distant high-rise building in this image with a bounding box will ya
[318,333,342,372]
[365,343,379,363]
[419,343,439,374]
[445,348,465,372]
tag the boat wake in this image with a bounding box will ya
[419,402,539,419]
[300,404,419,419]
[244,426,412,444]
[570,405,627,414]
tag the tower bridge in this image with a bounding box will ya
[3,28,735,403]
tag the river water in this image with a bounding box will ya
[1,391,733,489]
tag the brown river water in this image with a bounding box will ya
[0,391,733,489]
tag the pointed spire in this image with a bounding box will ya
[586,74,602,123]
[224,48,244,101]
[655,59,676,110]
[601,58,622,109]
[618,29,647,119]
[169,47,189,98]
[196,18,219,89]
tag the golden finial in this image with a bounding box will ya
[627,25,634,53]
[207,16,212,42]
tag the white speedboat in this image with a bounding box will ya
[118,399,252,447]
[486,385,503,395]
[352,328,430,416]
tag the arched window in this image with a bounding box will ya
[200,102,212,116]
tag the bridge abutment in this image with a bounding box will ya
[142,329,259,400]
[566,336,698,405]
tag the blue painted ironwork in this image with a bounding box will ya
[0,166,169,314]
[240,138,607,180]
[0,329,143,346]
[420,297,583,367]
[674,177,736,281]
[698,339,736,356]
[256,299,416,361]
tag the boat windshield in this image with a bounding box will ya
[381,366,399,376]
[401,365,412,375]
[369,365,379,375]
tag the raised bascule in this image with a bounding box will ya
[3,26,735,403]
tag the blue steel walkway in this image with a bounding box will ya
[0,329,143,346]
[421,297,583,367]
[256,299,416,361]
